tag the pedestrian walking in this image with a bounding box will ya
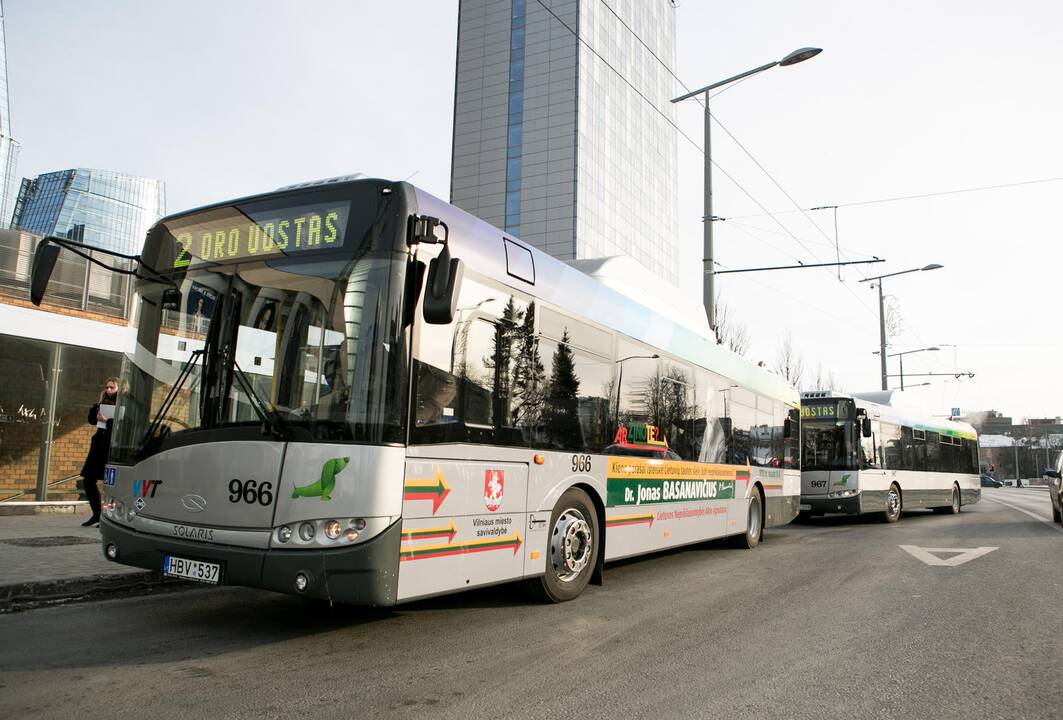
[80,377,118,527]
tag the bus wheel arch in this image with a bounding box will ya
[527,485,600,602]
[935,482,961,514]
[731,483,764,549]
[572,481,606,586]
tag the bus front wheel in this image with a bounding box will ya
[529,487,598,603]
[882,483,902,523]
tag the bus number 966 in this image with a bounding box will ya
[571,455,592,473]
[228,479,274,506]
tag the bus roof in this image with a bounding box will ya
[803,390,977,439]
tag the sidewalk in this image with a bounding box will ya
[0,505,187,612]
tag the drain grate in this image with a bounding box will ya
[0,536,101,548]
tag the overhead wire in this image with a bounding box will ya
[724,175,1063,220]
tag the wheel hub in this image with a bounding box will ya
[550,509,592,583]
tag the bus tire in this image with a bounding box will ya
[529,487,598,603]
[731,488,763,549]
[881,483,902,523]
[934,483,961,514]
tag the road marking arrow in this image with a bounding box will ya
[899,545,998,567]
[401,521,458,544]
[403,466,451,514]
[399,532,522,562]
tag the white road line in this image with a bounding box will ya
[982,494,1063,534]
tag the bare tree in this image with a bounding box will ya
[714,292,750,357]
[774,333,806,388]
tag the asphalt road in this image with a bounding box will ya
[2,488,1061,720]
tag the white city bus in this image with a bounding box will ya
[32,177,801,605]
[800,391,980,521]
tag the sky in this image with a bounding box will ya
[7,1,1062,420]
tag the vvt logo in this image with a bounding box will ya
[180,494,207,513]
[133,479,163,498]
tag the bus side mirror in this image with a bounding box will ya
[423,242,464,325]
[861,416,872,437]
[30,239,61,306]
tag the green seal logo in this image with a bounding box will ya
[291,457,350,501]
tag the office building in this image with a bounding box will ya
[0,0,20,228]
[451,0,680,285]
[11,168,165,256]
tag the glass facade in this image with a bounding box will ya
[0,0,20,229]
[11,168,165,256]
[451,0,679,285]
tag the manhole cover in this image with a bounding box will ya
[0,536,101,548]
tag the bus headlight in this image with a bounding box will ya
[277,525,292,543]
[352,518,367,531]
[324,520,342,540]
[344,528,359,542]
[298,522,315,542]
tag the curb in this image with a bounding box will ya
[0,571,194,614]
[0,501,88,517]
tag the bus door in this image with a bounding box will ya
[397,455,529,601]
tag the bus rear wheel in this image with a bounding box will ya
[934,483,961,514]
[882,483,902,523]
[731,489,763,549]
[529,487,598,603]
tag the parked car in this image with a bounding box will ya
[980,474,1004,488]
[1044,461,1063,524]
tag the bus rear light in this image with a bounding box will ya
[324,520,342,540]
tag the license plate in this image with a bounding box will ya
[163,555,221,584]
[799,503,812,511]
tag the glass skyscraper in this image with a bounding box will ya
[11,169,165,256]
[451,0,680,285]
[0,0,20,229]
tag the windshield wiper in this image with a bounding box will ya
[232,359,288,439]
[135,349,204,460]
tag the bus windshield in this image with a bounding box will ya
[110,187,410,462]
[801,399,858,471]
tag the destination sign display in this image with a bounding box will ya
[165,200,352,269]
[800,401,852,420]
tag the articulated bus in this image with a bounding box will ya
[799,391,980,522]
[31,177,801,605]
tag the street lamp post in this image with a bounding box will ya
[872,347,940,390]
[672,47,822,331]
[859,264,943,390]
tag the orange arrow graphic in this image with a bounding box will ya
[401,521,458,544]
[606,513,654,528]
[400,532,522,561]
[403,466,451,514]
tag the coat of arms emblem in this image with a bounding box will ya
[484,469,504,511]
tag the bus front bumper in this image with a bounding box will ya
[800,493,865,515]
[99,517,401,606]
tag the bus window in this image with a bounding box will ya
[538,333,613,452]
[881,423,902,469]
